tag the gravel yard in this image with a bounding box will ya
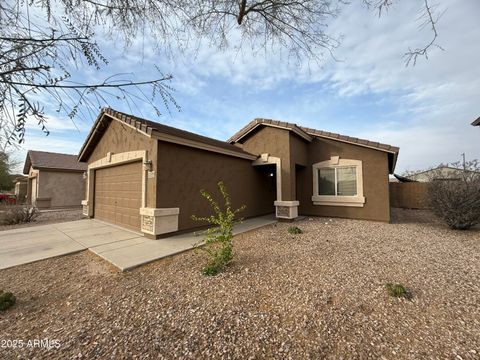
[0,208,84,231]
[0,211,479,359]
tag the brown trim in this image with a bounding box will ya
[32,167,86,173]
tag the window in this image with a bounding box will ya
[312,157,365,207]
[319,166,357,196]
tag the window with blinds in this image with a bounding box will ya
[318,166,357,196]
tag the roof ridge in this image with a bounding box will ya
[227,118,399,154]
[298,125,399,153]
[105,108,252,154]
[78,107,257,161]
[28,150,79,157]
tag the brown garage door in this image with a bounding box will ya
[94,162,142,231]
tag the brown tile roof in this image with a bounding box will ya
[228,118,400,154]
[472,117,480,126]
[78,108,257,161]
[23,150,87,174]
[228,118,312,143]
[298,126,399,153]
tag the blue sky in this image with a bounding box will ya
[14,0,480,174]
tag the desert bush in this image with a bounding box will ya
[288,226,302,234]
[192,181,246,276]
[0,204,39,225]
[426,160,480,230]
[0,290,16,311]
[385,283,411,299]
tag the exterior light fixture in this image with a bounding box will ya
[143,160,153,171]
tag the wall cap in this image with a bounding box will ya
[140,207,180,216]
[274,201,299,206]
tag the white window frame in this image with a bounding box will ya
[312,156,365,207]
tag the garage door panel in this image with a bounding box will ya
[94,161,142,231]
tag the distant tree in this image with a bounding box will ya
[0,152,18,191]
[426,160,480,230]
[1,0,444,148]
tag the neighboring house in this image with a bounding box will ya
[406,166,479,182]
[14,176,28,203]
[23,150,87,209]
[79,108,399,238]
[472,116,479,126]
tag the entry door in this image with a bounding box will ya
[94,162,142,231]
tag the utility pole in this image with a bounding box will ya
[461,153,466,170]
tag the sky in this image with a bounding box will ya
[13,0,480,174]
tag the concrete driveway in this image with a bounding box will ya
[0,220,144,270]
[0,215,276,271]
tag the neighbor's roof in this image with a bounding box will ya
[405,166,480,178]
[78,108,258,162]
[23,150,87,174]
[228,118,400,172]
[472,117,480,126]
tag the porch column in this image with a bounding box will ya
[253,153,299,220]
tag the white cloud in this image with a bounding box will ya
[321,0,480,172]
[14,0,478,176]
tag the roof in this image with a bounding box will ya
[228,118,399,153]
[78,108,257,161]
[228,118,313,143]
[228,118,400,172]
[472,117,480,126]
[393,174,417,182]
[406,166,480,178]
[23,150,87,174]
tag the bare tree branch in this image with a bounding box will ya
[0,0,179,149]
[364,0,445,66]
[404,0,445,66]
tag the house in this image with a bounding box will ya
[405,166,479,182]
[23,150,87,209]
[78,108,399,238]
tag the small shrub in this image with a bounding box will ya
[426,160,480,230]
[0,290,16,311]
[192,181,245,276]
[0,205,39,225]
[288,226,302,234]
[385,283,411,299]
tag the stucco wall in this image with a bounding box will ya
[298,137,391,222]
[37,170,85,208]
[86,118,158,208]
[241,126,293,200]
[289,133,309,201]
[156,141,275,232]
[238,125,391,222]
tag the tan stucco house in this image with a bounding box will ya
[23,150,87,209]
[78,108,399,238]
